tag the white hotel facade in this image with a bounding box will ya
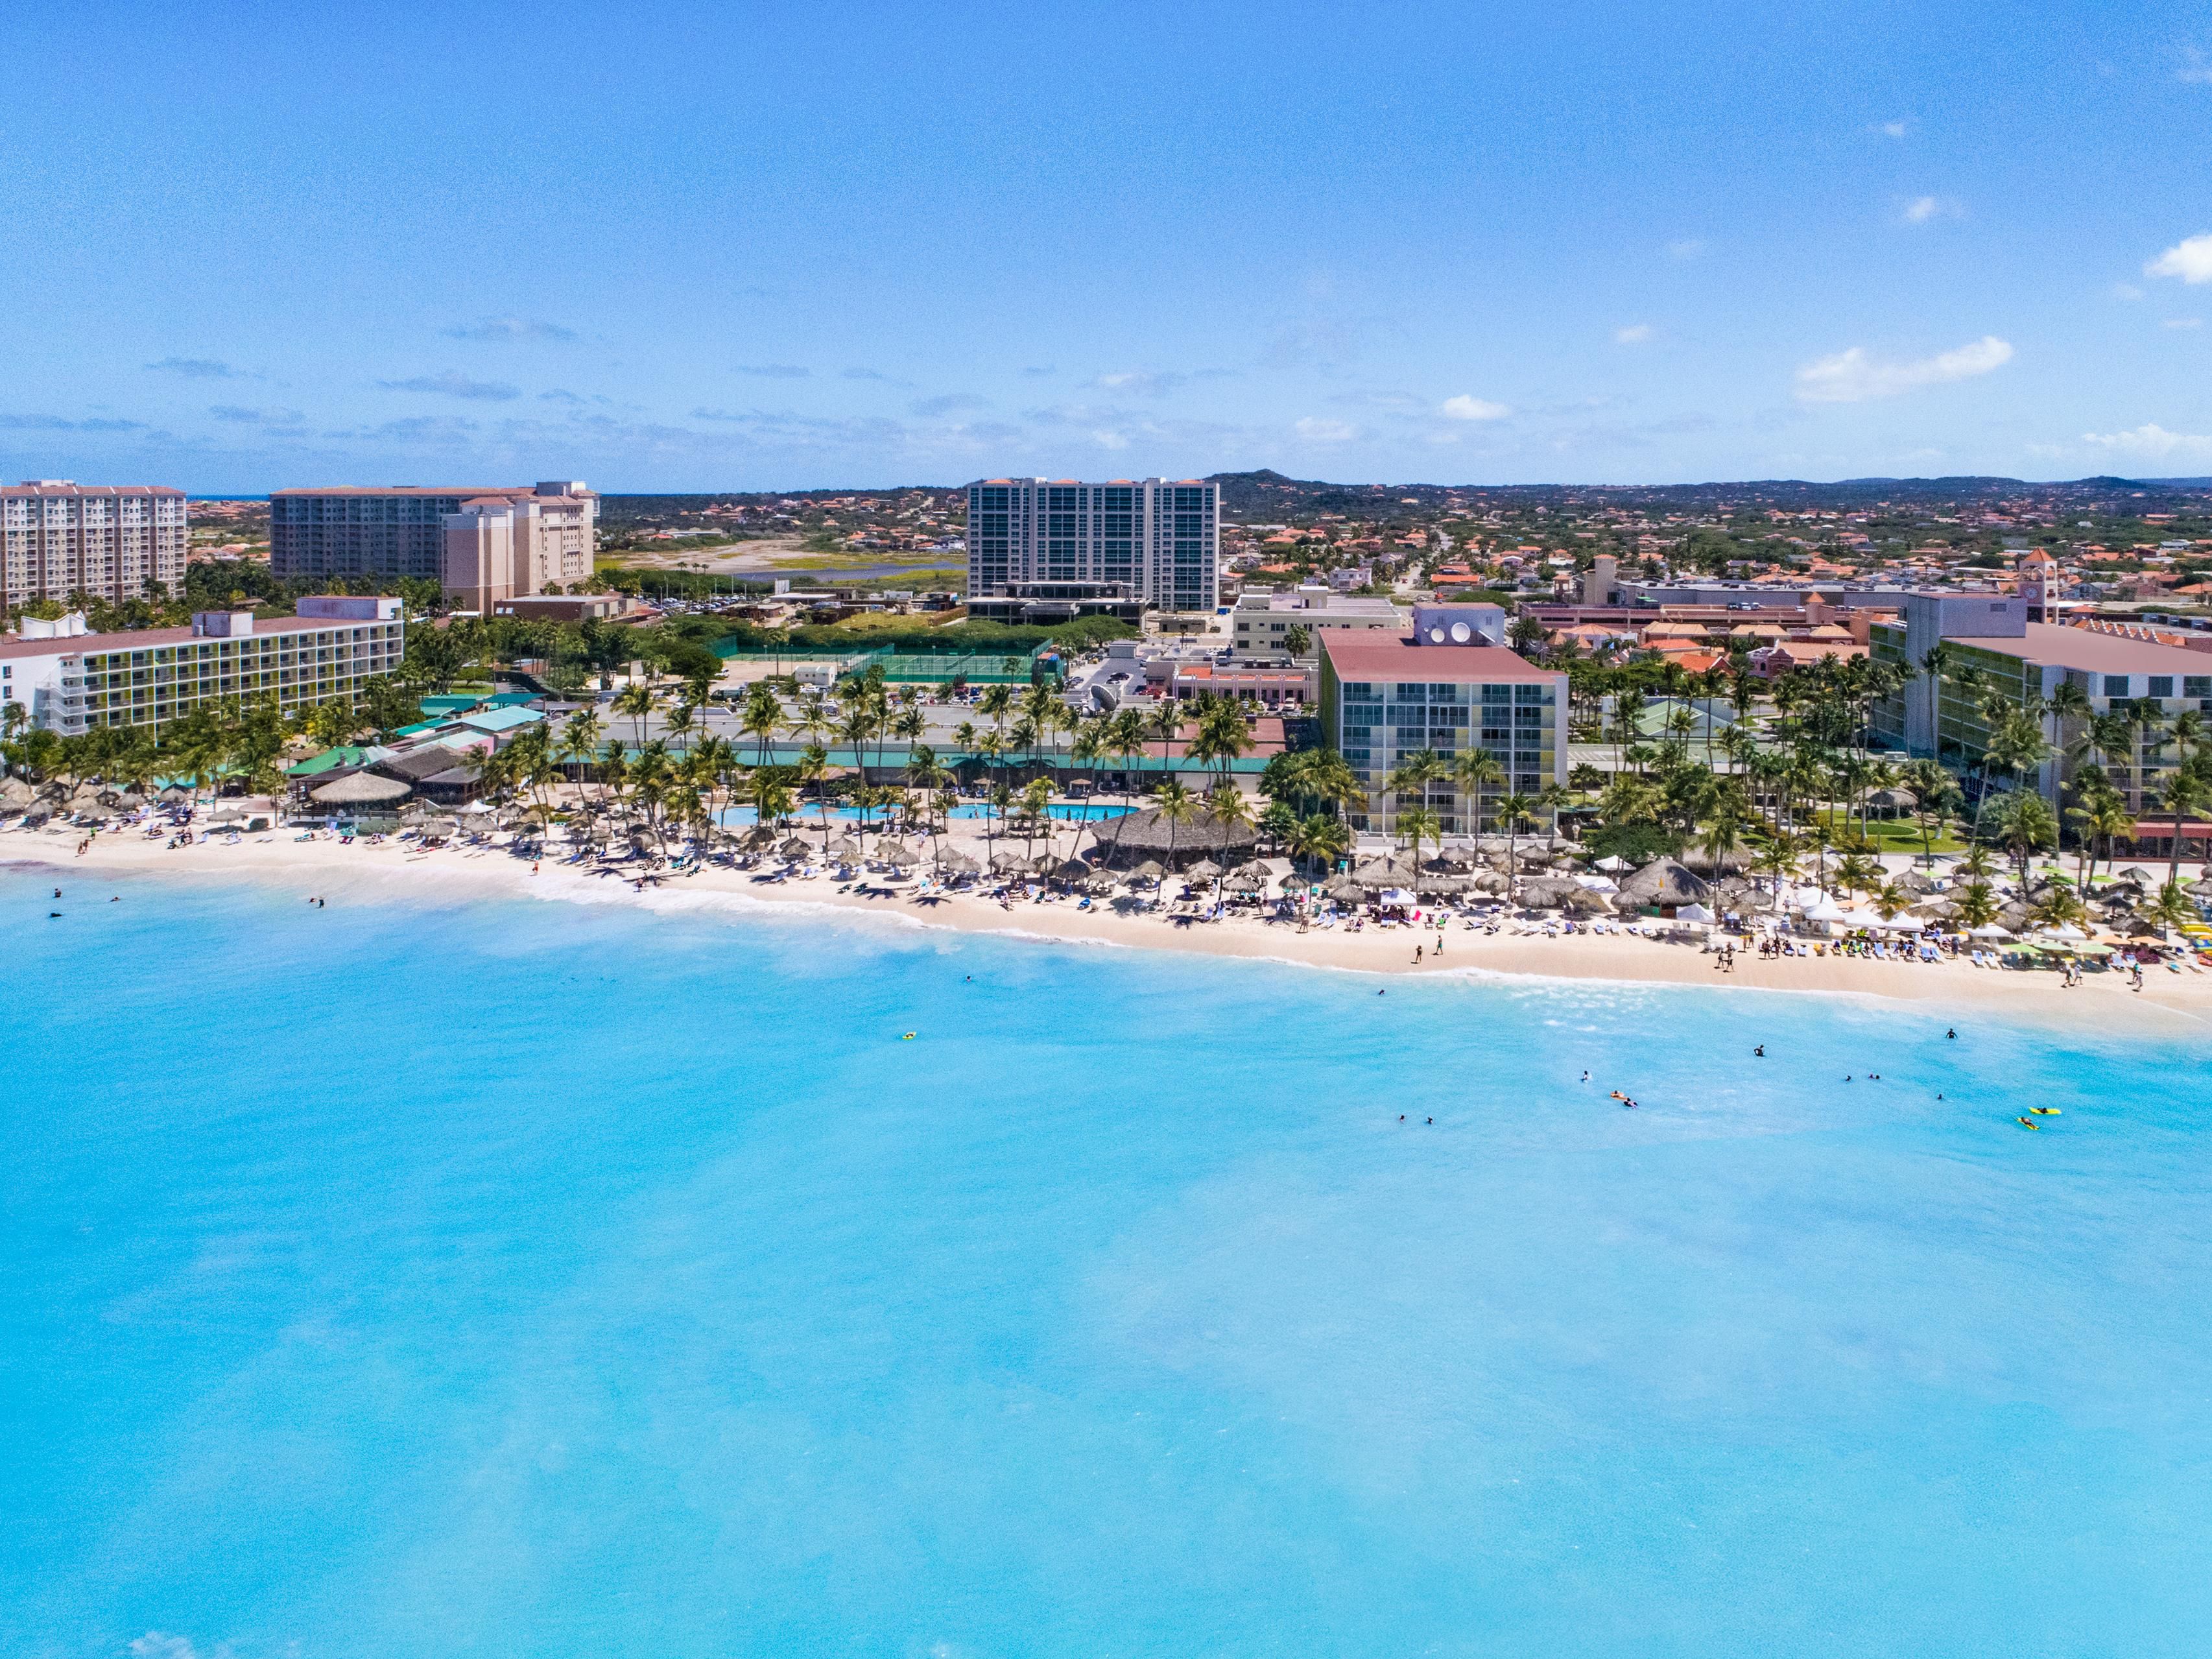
[0,598,405,737]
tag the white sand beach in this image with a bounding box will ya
[18,818,2212,1033]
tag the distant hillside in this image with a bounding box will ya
[1203,469,2212,519]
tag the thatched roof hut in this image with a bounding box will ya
[311,771,412,806]
[1616,856,1713,908]
[1096,806,1259,866]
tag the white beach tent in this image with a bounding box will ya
[1803,898,1849,924]
[1593,854,1632,872]
[1676,901,1716,924]
[1969,924,2014,940]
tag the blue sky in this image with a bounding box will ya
[3,0,2211,492]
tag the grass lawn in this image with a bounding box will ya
[1816,809,1965,855]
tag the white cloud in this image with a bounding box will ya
[1440,394,1510,421]
[2180,46,2212,84]
[375,372,519,401]
[1294,416,1358,442]
[2163,316,2204,329]
[1877,119,1909,138]
[445,316,575,342]
[1091,428,1129,449]
[1901,195,1960,224]
[1613,324,1654,345]
[1096,370,1186,398]
[2081,422,2212,459]
[2147,233,2212,283]
[1793,335,2013,403]
[129,1636,222,1659]
[1666,239,1706,260]
[2111,281,2145,301]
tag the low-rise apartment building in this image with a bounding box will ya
[2,481,188,608]
[0,597,405,736]
[1230,586,1406,662]
[1318,631,1568,835]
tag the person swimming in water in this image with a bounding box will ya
[1754,1044,1765,1056]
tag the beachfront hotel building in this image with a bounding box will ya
[2,482,188,609]
[965,479,1219,614]
[270,483,597,597]
[1870,593,2212,816]
[0,597,405,736]
[1318,625,1569,835]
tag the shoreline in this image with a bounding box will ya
[16,827,2212,1035]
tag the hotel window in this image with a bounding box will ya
[2185,676,2212,698]
[2147,676,2174,698]
[2104,675,2130,697]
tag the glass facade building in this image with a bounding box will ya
[965,478,1217,612]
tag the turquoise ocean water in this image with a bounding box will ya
[4,865,2209,1656]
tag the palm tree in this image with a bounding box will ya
[738,681,783,770]
[1495,791,1536,903]
[1988,789,2058,885]
[2153,762,2210,891]
[1917,643,1952,756]
[1382,748,1447,846]
[1899,756,1955,866]
[612,679,656,749]
[1752,834,1801,912]
[2145,880,2200,937]
[662,696,699,758]
[1453,748,1504,835]
[1955,881,2000,931]
[1871,881,1912,921]
[796,743,833,853]
[1700,798,1748,880]
[2045,678,2093,756]
[1537,781,1570,851]
[1146,700,1183,780]
[1834,853,1882,900]
[1154,774,1194,875]
[2067,783,2128,892]
[2029,881,2089,931]
[904,742,951,866]
[1398,805,1442,870]
[1017,775,1055,863]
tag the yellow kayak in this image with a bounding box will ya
[2016,1117,2041,1130]
[2028,1107,2061,1116]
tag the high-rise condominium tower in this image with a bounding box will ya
[965,478,1219,612]
[2,482,188,608]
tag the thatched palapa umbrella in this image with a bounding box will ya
[776,835,814,860]
[877,840,918,866]
[825,835,859,861]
